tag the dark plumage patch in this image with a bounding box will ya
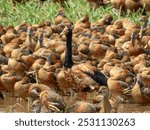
[0,92,4,100]
[28,74,36,83]
[82,70,108,86]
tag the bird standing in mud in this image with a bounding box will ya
[57,26,108,98]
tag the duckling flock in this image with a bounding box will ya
[0,8,150,113]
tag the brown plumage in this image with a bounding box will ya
[37,55,57,90]
[125,0,141,12]
[14,76,32,99]
[57,26,107,96]
[1,70,21,93]
[110,0,126,12]
[66,101,96,113]
[86,0,104,8]
[132,75,150,104]
[32,90,66,113]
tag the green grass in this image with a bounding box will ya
[0,0,150,27]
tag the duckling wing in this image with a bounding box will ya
[81,70,108,86]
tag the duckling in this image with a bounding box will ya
[37,55,57,90]
[86,0,104,9]
[98,14,113,26]
[34,31,44,52]
[3,37,23,58]
[32,90,66,113]
[20,51,36,69]
[23,26,36,52]
[66,101,97,113]
[133,60,149,74]
[14,76,32,100]
[125,0,141,12]
[28,83,52,99]
[1,70,21,93]
[7,58,27,76]
[132,75,150,104]
[89,40,110,61]
[107,69,132,102]
[122,30,145,57]
[93,86,112,113]
[30,58,45,71]
[1,26,18,45]
[54,8,69,25]
[57,26,107,96]
[74,14,91,29]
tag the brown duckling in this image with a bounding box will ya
[3,37,23,58]
[74,14,91,30]
[28,83,52,99]
[32,90,66,113]
[23,26,36,52]
[93,86,112,113]
[122,30,145,57]
[98,14,113,26]
[14,76,32,100]
[30,58,45,71]
[107,69,132,102]
[66,101,96,113]
[34,31,45,52]
[86,0,104,9]
[54,8,70,25]
[37,55,57,90]
[125,0,141,12]
[89,40,110,61]
[1,70,21,93]
[7,58,27,76]
[1,26,18,45]
[132,75,150,104]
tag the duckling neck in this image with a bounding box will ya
[131,38,136,46]
[26,33,32,45]
[38,33,43,47]
[64,29,73,68]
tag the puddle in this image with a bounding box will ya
[0,93,150,113]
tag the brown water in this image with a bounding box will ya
[0,93,150,113]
